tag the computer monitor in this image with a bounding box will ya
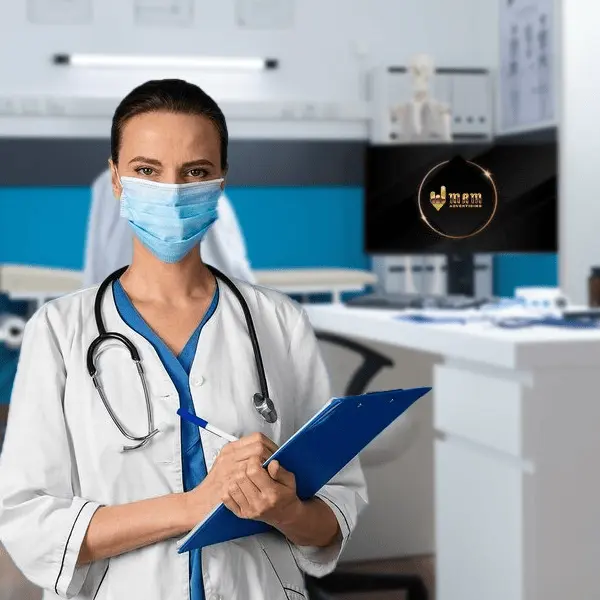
[365,141,558,255]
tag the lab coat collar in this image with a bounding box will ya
[97,277,229,384]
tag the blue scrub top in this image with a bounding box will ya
[113,280,219,600]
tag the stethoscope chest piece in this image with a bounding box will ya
[253,393,278,424]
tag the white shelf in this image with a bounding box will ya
[494,120,558,137]
[0,95,369,122]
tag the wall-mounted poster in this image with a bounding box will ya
[499,0,555,131]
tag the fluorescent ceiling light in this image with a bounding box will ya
[52,54,278,70]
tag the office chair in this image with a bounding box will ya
[306,332,429,600]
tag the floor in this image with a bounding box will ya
[0,546,434,600]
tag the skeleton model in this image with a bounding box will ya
[389,53,452,142]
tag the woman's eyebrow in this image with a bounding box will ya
[128,156,162,166]
[181,159,215,168]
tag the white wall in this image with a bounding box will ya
[0,0,499,138]
[560,2,598,304]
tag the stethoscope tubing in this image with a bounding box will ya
[87,265,276,451]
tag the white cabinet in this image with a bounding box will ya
[434,362,529,600]
[434,364,524,457]
[434,358,600,600]
[435,437,525,600]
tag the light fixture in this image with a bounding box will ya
[52,54,278,70]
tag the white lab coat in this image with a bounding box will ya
[0,279,367,600]
[83,169,255,286]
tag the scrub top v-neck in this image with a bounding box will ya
[112,279,219,600]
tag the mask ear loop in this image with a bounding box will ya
[110,162,124,198]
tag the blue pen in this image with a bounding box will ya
[177,408,238,442]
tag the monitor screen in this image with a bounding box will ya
[365,142,558,254]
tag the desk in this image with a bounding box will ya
[306,304,600,600]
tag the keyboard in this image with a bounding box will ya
[345,293,491,310]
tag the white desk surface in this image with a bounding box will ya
[305,304,600,370]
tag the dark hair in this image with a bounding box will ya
[110,79,228,170]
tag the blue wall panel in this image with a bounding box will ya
[0,186,370,271]
[0,186,556,293]
[493,253,558,298]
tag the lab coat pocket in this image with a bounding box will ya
[258,533,308,600]
[88,344,177,466]
[94,403,177,471]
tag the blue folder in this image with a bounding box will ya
[178,386,431,553]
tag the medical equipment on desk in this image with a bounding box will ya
[493,316,600,329]
[89,264,278,451]
[346,290,492,309]
[399,315,600,328]
[394,301,600,329]
[514,286,568,309]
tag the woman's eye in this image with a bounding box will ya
[136,167,154,176]
[188,168,207,178]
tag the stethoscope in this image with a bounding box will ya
[87,265,278,451]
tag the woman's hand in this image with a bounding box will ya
[185,432,279,525]
[222,458,303,528]
[184,433,340,548]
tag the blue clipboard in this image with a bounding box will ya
[178,386,431,553]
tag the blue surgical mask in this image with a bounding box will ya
[119,176,224,263]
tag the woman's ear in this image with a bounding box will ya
[108,159,121,200]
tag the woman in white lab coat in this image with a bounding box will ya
[83,169,256,287]
[0,79,367,600]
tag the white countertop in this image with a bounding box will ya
[305,304,600,370]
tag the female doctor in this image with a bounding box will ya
[0,79,367,600]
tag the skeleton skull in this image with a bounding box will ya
[409,53,435,96]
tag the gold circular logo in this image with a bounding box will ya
[417,156,498,239]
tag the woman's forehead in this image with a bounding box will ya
[119,111,220,158]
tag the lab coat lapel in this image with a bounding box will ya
[188,283,249,465]
[189,283,284,452]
